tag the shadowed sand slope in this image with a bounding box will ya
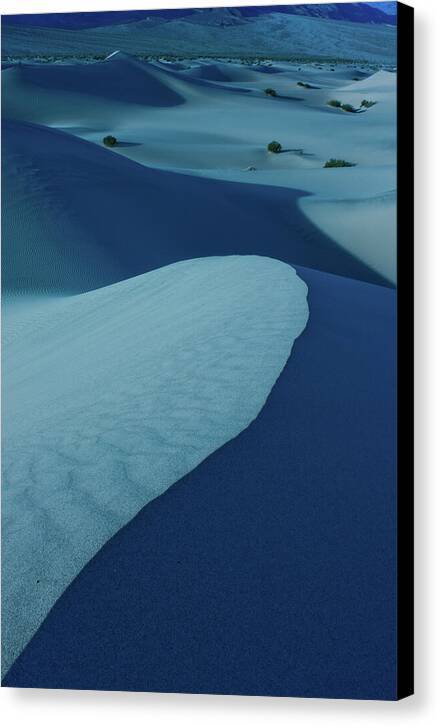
[2,119,388,291]
[3,266,397,699]
[2,44,397,696]
[183,62,232,82]
[1,255,309,677]
[4,52,186,107]
[2,59,397,285]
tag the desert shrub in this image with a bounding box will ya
[264,88,277,97]
[341,103,356,113]
[267,140,282,153]
[360,99,376,108]
[297,81,312,88]
[103,135,117,147]
[324,158,356,168]
[327,99,342,108]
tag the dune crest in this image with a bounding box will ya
[2,118,389,293]
[2,254,309,676]
[300,190,396,284]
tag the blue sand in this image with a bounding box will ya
[2,120,390,295]
[4,265,397,699]
[17,57,185,107]
[1,255,308,676]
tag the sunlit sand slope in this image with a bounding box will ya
[2,255,308,676]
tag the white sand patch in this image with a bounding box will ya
[2,255,308,675]
[339,69,396,94]
[299,190,396,284]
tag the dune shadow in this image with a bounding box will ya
[160,66,253,95]
[278,148,314,158]
[18,61,185,107]
[3,121,397,694]
[200,80,252,94]
[277,94,304,102]
[2,117,392,297]
[214,84,252,94]
[252,65,283,75]
[3,264,397,696]
[115,141,142,148]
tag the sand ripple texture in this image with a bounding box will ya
[2,254,309,675]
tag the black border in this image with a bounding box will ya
[396,1,414,701]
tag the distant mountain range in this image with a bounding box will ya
[1,4,397,63]
[366,2,397,14]
[2,3,397,30]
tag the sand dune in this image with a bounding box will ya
[341,68,396,93]
[2,57,395,171]
[325,69,396,114]
[2,117,388,291]
[183,62,232,82]
[3,51,185,112]
[3,264,397,698]
[2,27,398,688]
[3,57,395,168]
[178,60,285,84]
[2,121,122,295]
[2,254,309,676]
[154,59,189,71]
[300,190,396,283]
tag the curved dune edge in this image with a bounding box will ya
[2,254,309,676]
[2,265,397,698]
[2,118,390,294]
[299,190,396,285]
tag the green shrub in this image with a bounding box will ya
[103,135,117,147]
[327,99,342,108]
[341,103,356,113]
[324,158,356,168]
[360,99,376,108]
[297,81,312,89]
[264,88,277,97]
[267,140,282,153]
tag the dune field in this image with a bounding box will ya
[2,7,398,698]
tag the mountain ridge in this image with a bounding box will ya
[2,3,397,30]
